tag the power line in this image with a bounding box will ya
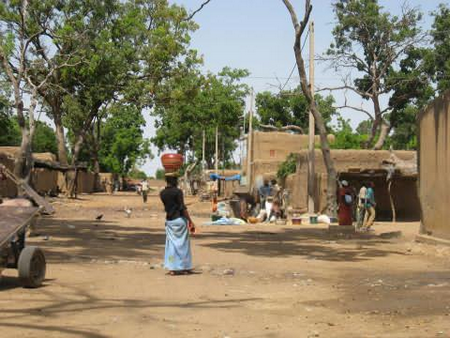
[279,30,310,92]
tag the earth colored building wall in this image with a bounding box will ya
[418,90,450,239]
[249,132,335,185]
[0,153,17,197]
[285,149,419,220]
[31,168,58,195]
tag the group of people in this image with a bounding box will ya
[158,174,378,276]
[338,180,376,230]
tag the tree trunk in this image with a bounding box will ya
[54,111,68,165]
[14,88,38,184]
[66,134,84,198]
[294,44,337,216]
[14,126,33,183]
[373,119,390,150]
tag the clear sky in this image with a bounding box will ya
[141,0,446,175]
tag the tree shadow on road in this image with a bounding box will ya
[31,217,166,264]
[0,282,261,338]
[195,227,405,262]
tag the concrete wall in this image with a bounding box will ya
[418,90,450,239]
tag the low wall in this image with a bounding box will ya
[418,90,450,239]
[31,168,58,195]
[0,154,17,198]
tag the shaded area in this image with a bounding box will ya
[0,282,260,338]
[197,227,404,262]
[301,270,450,318]
[32,217,166,264]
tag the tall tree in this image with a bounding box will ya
[60,0,200,196]
[153,67,249,168]
[282,0,338,216]
[0,0,83,180]
[323,0,425,149]
[98,103,151,177]
[430,4,450,94]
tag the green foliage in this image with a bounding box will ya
[277,153,298,181]
[0,113,20,146]
[0,115,57,154]
[32,121,58,154]
[155,168,166,180]
[389,105,418,150]
[256,89,336,132]
[99,104,151,176]
[431,4,450,93]
[328,0,425,148]
[128,167,147,180]
[331,117,366,149]
[152,67,249,167]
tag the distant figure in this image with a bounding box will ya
[357,183,367,229]
[258,179,273,207]
[141,179,149,203]
[271,179,281,202]
[363,182,376,229]
[338,180,353,226]
[160,174,195,275]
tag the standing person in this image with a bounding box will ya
[363,182,376,230]
[141,179,149,203]
[258,179,273,209]
[357,183,367,229]
[338,180,353,226]
[160,174,195,275]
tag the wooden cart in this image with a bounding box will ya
[0,206,46,287]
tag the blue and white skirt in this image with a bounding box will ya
[164,217,192,271]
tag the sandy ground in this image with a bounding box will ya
[1,192,450,338]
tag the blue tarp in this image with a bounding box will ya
[209,173,241,181]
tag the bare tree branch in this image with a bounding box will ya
[185,0,213,21]
[317,84,373,99]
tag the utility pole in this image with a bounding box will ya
[215,125,219,173]
[202,130,206,171]
[308,21,315,214]
[246,88,254,190]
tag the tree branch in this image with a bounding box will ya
[317,85,373,99]
[185,0,213,21]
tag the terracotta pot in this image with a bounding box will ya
[161,153,184,172]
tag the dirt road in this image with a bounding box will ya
[1,192,449,338]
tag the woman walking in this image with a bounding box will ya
[160,174,196,275]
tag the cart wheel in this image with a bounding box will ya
[18,246,46,288]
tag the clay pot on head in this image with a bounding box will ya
[161,153,184,173]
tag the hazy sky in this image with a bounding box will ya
[141,0,444,176]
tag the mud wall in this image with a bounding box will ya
[285,149,419,220]
[251,132,335,162]
[31,168,58,195]
[418,90,450,239]
[0,154,17,197]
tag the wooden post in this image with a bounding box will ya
[247,88,254,190]
[307,21,316,214]
[202,130,206,171]
[215,125,219,173]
